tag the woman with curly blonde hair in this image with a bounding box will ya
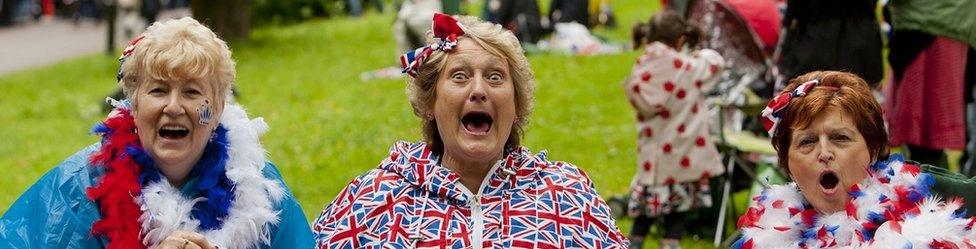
[0,17,313,249]
[313,13,628,248]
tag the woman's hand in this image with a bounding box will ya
[154,230,216,249]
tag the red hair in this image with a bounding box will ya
[771,71,889,172]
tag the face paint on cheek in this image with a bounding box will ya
[198,99,213,125]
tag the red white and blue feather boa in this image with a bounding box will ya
[87,102,285,249]
[734,155,976,248]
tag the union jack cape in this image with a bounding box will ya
[313,141,628,248]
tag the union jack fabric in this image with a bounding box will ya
[117,34,145,81]
[759,79,819,137]
[313,141,628,248]
[399,13,464,77]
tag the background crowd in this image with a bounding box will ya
[0,0,974,248]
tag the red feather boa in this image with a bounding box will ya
[86,109,146,249]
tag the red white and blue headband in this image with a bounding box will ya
[117,34,145,82]
[759,79,820,138]
[399,13,466,77]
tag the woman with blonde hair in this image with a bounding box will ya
[313,13,628,248]
[0,17,313,248]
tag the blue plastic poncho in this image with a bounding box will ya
[0,145,314,248]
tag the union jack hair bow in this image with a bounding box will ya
[400,13,466,77]
[117,34,145,82]
[760,79,820,137]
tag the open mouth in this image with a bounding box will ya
[158,125,190,140]
[819,171,840,193]
[461,111,493,135]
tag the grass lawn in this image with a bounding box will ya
[0,1,731,247]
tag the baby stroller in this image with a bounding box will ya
[686,0,784,246]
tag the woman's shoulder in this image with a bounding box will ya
[332,141,420,197]
[340,168,408,195]
[255,163,315,248]
[540,160,596,186]
[0,144,105,247]
[50,143,104,189]
[15,143,103,200]
[513,147,596,187]
[387,140,430,157]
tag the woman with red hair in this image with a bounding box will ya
[735,71,976,248]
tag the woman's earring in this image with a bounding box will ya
[426,112,434,121]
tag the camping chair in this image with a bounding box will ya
[686,0,783,246]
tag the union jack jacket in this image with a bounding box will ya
[313,141,628,248]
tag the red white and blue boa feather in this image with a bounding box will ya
[88,102,284,249]
[734,155,976,248]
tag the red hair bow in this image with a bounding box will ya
[400,13,466,77]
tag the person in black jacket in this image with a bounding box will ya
[549,0,588,26]
[777,0,883,87]
[487,0,546,43]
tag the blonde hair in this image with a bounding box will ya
[119,17,235,106]
[406,15,536,155]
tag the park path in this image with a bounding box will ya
[0,9,189,75]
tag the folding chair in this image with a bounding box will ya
[685,0,784,246]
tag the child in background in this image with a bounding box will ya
[623,10,725,249]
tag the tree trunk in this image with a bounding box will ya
[0,0,19,26]
[191,0,251,41]
[105,1,117,54]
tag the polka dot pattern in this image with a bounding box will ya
[626,43,725,191]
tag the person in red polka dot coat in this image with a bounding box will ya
[623,10,725,249]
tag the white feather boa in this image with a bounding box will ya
[735,156,976,248]
[138,104,285,249]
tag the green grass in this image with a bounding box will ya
[0,1,730,248]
